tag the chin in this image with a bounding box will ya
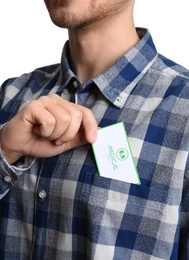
[48,10,92,29]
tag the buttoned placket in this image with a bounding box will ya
[4,175,12,183]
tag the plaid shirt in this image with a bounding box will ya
[0,28,189,260]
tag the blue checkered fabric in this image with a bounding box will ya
[0,28,189,259]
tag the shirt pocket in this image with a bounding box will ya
[78,172,169,256]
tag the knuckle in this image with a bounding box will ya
[24,100,39,112]
[37,95,48,102]
[26,97,47,111]
[47,93,59,101]
[37,94,56,104]
[60,113,71,124]
[46,116,56,126]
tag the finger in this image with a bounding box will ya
[22,100,56,137]
[62,128,88,151]
[78,106,98,143]
[36,95,85,142]
[35,95,72,140]
[54,108,83,144]
[48,94,98,143]
[54,106,97,144]
[41,104,71,140]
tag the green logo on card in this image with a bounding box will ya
[116,148,129,161]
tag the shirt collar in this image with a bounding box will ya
[60,28,158,108]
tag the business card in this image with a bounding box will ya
[92,122,140,184]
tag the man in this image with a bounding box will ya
[0,0,189,259]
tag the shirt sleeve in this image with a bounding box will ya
[179,157,189,258]
[0,148,35,199]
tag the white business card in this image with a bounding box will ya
[92,122,140,184]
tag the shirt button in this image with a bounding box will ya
[39,190,47,199]
[73,80,79,89]
[4,176,12,183]
[63,88,68,94]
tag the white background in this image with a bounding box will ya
[0,0,189,84]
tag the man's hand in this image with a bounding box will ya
[0,94,98,164]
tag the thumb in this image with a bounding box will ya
[62,128,95,152]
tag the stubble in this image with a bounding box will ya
[44,0,130,29]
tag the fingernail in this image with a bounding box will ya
[90,131,98,143]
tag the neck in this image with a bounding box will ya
[68,4,139,83]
